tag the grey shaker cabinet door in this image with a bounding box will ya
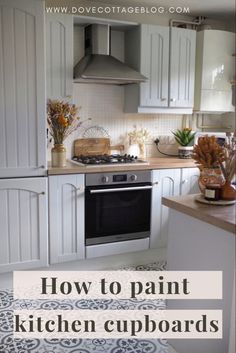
[46,13,73,99]
[0,0,46,178]
[0,177,48,273]
[140,25,169,107]
[150,169,181,249]
[169,27,196,108]
[49,174,85,264]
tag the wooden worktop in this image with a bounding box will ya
[48,157,197,175]
[162,194,236,234]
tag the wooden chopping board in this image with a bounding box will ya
[74,138,124,156]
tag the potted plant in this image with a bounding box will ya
[47,99,81,167]
[192,135,225,193]
[172,128,196,159]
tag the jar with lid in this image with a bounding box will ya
[204,184,221,201]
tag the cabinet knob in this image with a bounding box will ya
[152,181,159,186]
[130,174,138,181]
[101,176,109,183]
[161,98,167,101]
[182,179,188,184]
[170,98,176,102]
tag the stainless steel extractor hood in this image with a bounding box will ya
[73,24,147,85]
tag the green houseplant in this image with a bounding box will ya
[172,128,196,159]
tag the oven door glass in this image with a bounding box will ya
[85,183,151,245]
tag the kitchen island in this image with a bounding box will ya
[163,194,235,353]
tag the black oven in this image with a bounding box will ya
[85,171,152,245]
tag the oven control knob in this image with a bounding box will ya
[101,176,109,183]
[130,174,138,181]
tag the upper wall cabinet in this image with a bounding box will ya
[194,30,235,113]
[0,0,46,178]
[139,25,169,108]
[124,25,196,114]
[46,14,73,99]
[169,28,196,108]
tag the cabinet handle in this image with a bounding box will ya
[152,181,159,186]
[76,187,84,191]
[39,165,45,169]
[182,179,188,184]
[170,98,176,102]
[161,98,167,101]
[1,188,46,195]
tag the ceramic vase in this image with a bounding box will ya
[198,167,225,193]
[51,144,66,167]
[220,181,236,201]
[127,143,140,157]
[139,143,146,159]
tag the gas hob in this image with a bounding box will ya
[71,154,149,167]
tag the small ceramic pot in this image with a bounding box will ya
[220,181,236,201]
[178,146,193,159]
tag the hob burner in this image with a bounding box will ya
[71,154,148,166]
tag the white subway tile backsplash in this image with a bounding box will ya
[48,83,184,159]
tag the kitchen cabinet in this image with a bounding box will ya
[46,13,73,99]
[139,25,169,108]
[180,167,200,195]
[150,168,181,248]
[49,174,85,264]
[0,178,48,273]
[0,0,46,178]
[169,28,196,108]
[194,30,235,112]
[124,25,196,114]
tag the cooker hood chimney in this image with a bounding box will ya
[74,24,147,85]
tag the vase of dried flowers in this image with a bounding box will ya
[128,127,150,159]
[219,135,236,200]
[47,99,81,167]
[192,135,225,193]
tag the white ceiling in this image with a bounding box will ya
[92,0,235,18]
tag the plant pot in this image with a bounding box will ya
[51,144,66,167]
[178,146,193,159]
[220,181,236,201]
[198,167,225,193]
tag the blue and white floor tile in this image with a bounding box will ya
[0,261,169,353]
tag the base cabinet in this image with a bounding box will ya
[0,178,48,273]
[180,167,200,195]
[150,167,199,249]
[49,174,85,264]
[150,169,181,248]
